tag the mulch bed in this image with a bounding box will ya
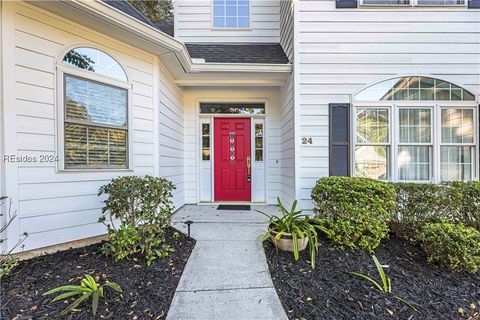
[1,227,195,320]
[264,236,480,320]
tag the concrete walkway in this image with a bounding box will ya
[166,205,288,320]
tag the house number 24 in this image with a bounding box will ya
[301,137,313,145]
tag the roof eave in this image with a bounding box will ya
[29,0,192,75]
[190,63,292,73]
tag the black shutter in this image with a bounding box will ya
[329,103,351,176]
[469,0,480,8]
[336,0,358,8]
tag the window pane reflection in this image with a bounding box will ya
[355,146,389,180]
[398,146,430,181]
[441,146,473,181]
[63,47,127,81]
[356,108,389,143]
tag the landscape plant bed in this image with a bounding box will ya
[265,236,480,320]
[1,227,195,319]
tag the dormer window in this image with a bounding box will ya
[213,0,249,28]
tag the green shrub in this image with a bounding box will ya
[390,183,460,240]
[98,175,176,265]
[311,177,396,252]
[418,222,480,273]
[444,181,480,230]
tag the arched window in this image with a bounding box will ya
[355,76,475,102]
[62,47,127,81]
[59,47,129,170]
[353,77,477,182]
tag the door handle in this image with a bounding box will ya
[246,156,251,175]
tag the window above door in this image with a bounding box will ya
[212,0,250,29]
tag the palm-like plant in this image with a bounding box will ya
[258,197,330,269]
[43,274,122,318]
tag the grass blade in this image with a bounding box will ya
[348,272,384,292]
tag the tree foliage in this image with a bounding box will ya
[128,0,173,22]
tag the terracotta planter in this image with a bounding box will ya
[270,229,309,252]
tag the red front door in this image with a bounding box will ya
[214,118,251,202]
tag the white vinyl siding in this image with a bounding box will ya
[158,62,186,210]
[295,0,480,210]
[174,0,280,43]
[279,0,294,61]
[280,72,296,207]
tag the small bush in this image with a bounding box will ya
[311,177,396,252]
[390,183,460,240]
[418,222,480,273]
[1,196,28,277]
[98,176,176,265]
[445,181,480,231]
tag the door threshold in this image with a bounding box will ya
[197,201,267,206]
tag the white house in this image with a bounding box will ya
[0,0,479,252]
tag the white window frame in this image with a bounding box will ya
[395,105,434,182]
[56,51,133,172]
[438,105,478,181]
[211,0,252,30]
[359,0,466,6]
[352,101,478,182]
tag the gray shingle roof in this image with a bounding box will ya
[101,1,289,64]
[186,43,290,64]
[102,0,173,36]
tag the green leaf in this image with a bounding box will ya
[104,282,123,293]
[92,291,99,315]
[348,272,384,292]
[49,290,84,303]
[43,285,89,296]
[55,292,92,318]
[372,256,389,292]
[393,295,419,312]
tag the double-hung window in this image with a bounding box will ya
[354,77,477,182]
[213,0,249,28]
[60,47,129,170]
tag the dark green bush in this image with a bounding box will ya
[311,177,396,252]
[418,222,480,273]
[98,175,176,265]
[390,183,461,240]
[444,181,480,231]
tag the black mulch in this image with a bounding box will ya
[264,236,480,320]
[1,227,195,320]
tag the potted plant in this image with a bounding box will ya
[258,198,329,269]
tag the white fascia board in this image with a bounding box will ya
[189,63,292,73]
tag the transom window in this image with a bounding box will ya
[200,103,265,115]
[213,0,249,28]
[360,0,466,5]
[61,47,129,169]
[353,77,477,182]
